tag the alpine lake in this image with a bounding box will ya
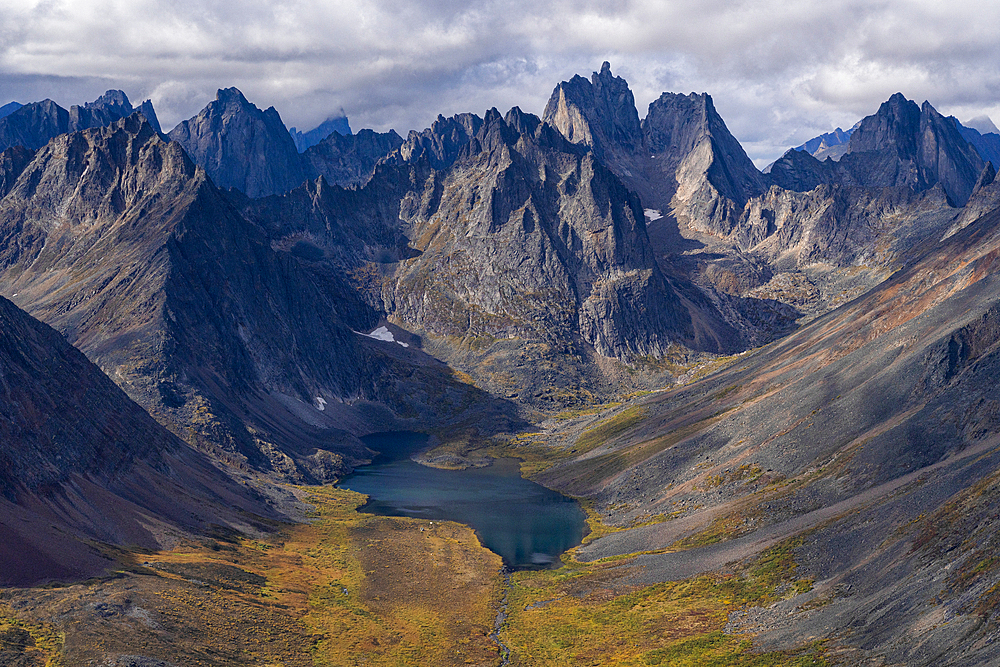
[338,432,588,570]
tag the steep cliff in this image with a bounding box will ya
[167,88,306,198]
[542,63,768,235]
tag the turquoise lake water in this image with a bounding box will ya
[338,432,588,570]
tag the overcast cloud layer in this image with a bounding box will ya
[2,0,999,166]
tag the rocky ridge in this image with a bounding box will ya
[302,128,404,187]
[0,90,159,153]
[245,104,714,410]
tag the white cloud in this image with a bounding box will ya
[1,0,999,164]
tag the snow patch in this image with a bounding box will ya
[315,396,327,411]
[360,326,409,348]
[366,326,395,342]
[644,209,663,222]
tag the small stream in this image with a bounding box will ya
[488,567,512,666]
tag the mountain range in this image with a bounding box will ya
[3,63,1000,664]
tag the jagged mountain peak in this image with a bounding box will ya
[85,89,131,112]
[289,114,352,152]
[215,86,251,105]
[168,87,304,198]
[0,91,157,154]
[543,61,643,155]
[769,92,986,206]
[847,92,921,155]
[392,111,484,170]
[300,126,403,188]
[503,106,541,137]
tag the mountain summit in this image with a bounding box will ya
[168,88,306,197]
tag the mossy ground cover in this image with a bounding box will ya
[501,539,824,667]
[0,611,64,666]
[1,486,502,667]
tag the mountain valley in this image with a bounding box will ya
[2,63,1000,665]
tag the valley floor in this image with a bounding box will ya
[0,481,832,667]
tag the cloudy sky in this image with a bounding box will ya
[2,0,999,166]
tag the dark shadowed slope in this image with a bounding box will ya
[0,296,284,586]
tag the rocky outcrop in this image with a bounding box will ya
[542,63,768,236]
[386,106,691,360]
[168,88,306,198]
[0,90,158,152]
[302,128,404,187]
[289,114,352,152]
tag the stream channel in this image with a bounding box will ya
[338,432,588,570]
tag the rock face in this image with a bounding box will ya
[388,106,691,360]
[0,295,283,585]
[0,114,512,482]
[542,63,768,235]
[289,114,352,152]
[0,90,158,152]
[167,88,306,198]
[771,94,986,207]
[302,128,404,187]
[644,91,769,235]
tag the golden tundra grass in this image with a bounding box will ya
[1,486,502,667]
[4,486,824,667]
[501,537,825,667]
